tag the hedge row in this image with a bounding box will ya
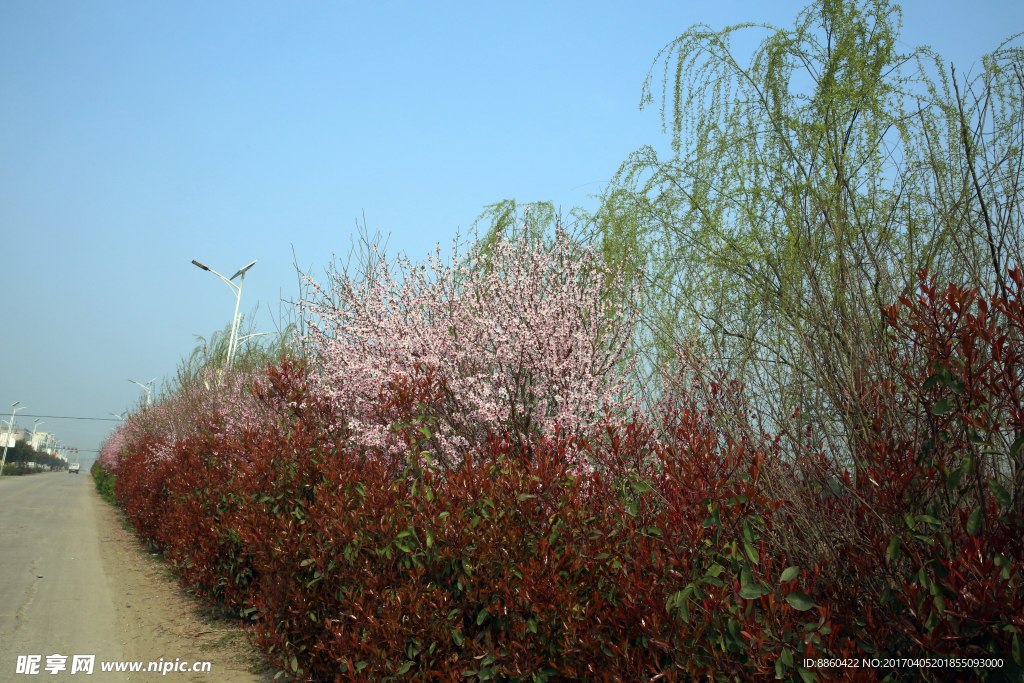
[103,273,1024,682]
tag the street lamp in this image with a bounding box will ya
[32,419,43,451]
[191,259,256,367]
[128,378,156,406]
[235,332,271,347]
[1,402,27,477]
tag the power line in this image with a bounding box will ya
[6,414,120,422]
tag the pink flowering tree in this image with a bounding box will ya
[301,223,641,468]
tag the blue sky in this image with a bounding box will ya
[2,0,1021,462]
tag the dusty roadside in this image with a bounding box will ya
[92,478,276,683]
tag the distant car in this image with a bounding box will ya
[69,463,80,474]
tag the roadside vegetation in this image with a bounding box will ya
[2,440,67,475]
[95,0,1023,680]
[90,458,117,503]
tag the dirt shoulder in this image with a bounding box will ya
[92,479,276,683]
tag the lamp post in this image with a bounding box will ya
[1,402,27,476]
[32,419,43,451]
[191,259,256,367]
[128,378,156,406]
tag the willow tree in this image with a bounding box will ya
[592,0,1023,466]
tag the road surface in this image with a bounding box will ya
[0,472,126,679]
[0,473,272,682]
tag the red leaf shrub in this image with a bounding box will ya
[102,271,1024,682]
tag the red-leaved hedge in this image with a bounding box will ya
[103,271,1024,682]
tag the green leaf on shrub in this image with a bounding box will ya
[780,649,794,667]
[988,479,1012,507]
[917,515,941,526]
[780,566,800,583]
[744,542,760,564]
[476,609,489,625]
[670,587,693,623]
[290,657,298,672]
[932,398,953,415]
[462,670,477,677]
[949,380,965,395]
[452,629,464,646]
[300,558,314,567]
[966,506,983,536]
[923,374,940,391]
[917,566,931,590]
[707,564,725,577]
[946,466,964,491]
[702,505,720,528]
[886,535,900,562]
[516,493,536,501]
[630,478,653,494]
[739,584,768,599]
[396,661,414,676]
[1013,634,1022,666]
[785,591,815,611]
[1011,434,1024,457]
[797,668,817,683]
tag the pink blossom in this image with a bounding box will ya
[301,226,641,466]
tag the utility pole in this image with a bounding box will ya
[1,402,27,476]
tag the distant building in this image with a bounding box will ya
[30,431,49,451]
[0,425,59,453]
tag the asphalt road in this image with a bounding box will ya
[0,472,126,681]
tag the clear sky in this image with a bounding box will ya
[2,0,1021,464]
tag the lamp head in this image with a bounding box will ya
[191,260,210,272]
[230,260,257,281]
